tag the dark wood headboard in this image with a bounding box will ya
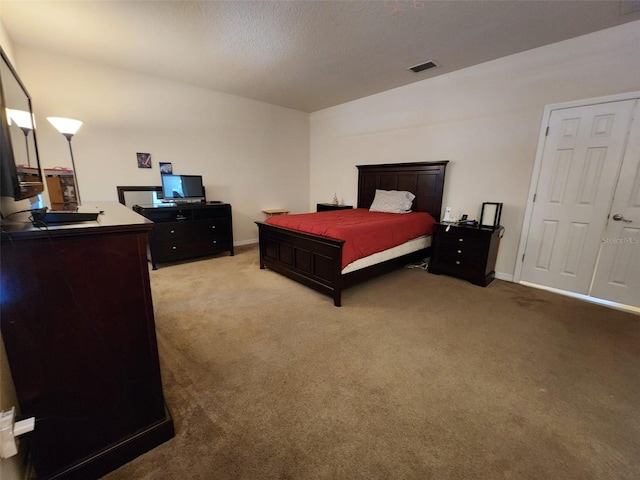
[356,161,449,221]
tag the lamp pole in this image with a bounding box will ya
[20,128,31,166]
[63,133,81,205]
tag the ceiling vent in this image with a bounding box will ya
[408,60,439,73]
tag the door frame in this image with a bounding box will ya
[514,91,640,284]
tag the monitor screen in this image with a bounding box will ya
[161,174,204,201]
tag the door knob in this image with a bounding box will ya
[612,214,632,223]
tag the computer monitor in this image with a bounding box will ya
[160,174,205,203]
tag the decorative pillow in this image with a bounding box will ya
[369,189,415,213]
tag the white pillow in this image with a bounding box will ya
[369,189,415,213]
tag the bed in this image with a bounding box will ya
[256,161,448,306]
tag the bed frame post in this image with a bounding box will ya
[333,292,342,307]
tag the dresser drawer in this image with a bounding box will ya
[153,218,229,241]
[156,235,230,261]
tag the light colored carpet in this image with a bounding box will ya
[104,244,640,480]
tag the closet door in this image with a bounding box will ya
[520,100,636,295]
[590,110,640,307]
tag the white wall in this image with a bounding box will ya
[9,22,640,269]
[310,21,640,278]
[13,47,310,244]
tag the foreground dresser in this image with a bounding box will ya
[0,202,174,479]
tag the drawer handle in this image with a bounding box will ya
[457,249,462,254]
[213,240,217,244]
[211,225,216,229]
[458,238,464,242]
[455,260,461,265]
[170,230,175,234]
[172,246,177,250]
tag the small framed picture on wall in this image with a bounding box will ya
[159,162,173,175]
[137,152,152,169]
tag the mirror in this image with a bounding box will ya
[117,186,163,208]
[0,46,44,200]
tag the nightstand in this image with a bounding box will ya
[428,223,502,286]
[317,203,353,212]
[262,208,289,217]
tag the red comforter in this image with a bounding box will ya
[265,208,435,269]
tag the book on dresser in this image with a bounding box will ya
[133,202,234,269]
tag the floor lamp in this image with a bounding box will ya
[47,117,83,205]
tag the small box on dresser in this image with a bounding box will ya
[428,223,502,286]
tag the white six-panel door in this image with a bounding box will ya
[590,106,640,306]
[520,100,637,298]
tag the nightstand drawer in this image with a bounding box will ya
[433,260,482,280]
[437,242,485,262]
[436,250,485,269]
[436,227,490,247]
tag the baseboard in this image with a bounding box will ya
[234,238,258,247]
[495,271,513,282]
[520,281,640,315]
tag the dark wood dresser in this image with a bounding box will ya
[133,202,233,269]
[0,202,174,479]
[428,223,502,286]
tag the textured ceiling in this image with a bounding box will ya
[2,1,640,112]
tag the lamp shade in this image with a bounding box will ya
[47,117,83,136]
[6,108,34,130]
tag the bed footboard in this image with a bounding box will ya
[256,222,346,306]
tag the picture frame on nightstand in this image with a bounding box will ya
[480,202,502,229]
